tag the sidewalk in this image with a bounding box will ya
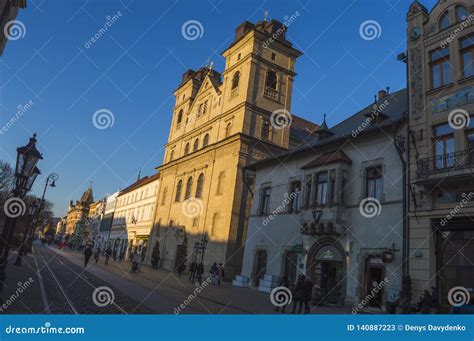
[53,246,352,314]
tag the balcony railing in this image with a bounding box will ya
[264,87,278,100]
[416,148,474,179]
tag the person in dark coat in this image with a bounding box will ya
[196,262,204,285]
[210,263,218,285]
[275,276,290,313]
[303,277,313,314]
[420,290,432,314]
[93,248,100,264]
[292,275,306,314]
[189,261,197,282]
[104,247,112,265]
[83,245,93,267]
[217,263,225,286]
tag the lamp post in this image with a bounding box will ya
[24,172,58,256]
[199,234,208,265]
[13,199,39,266]
[0,134,42,300]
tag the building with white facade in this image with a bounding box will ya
[110,173,160,259]
[238,89,408,308]
[97,191,119,251]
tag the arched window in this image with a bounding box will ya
[203,133,210,147]
[261,121,271,140]
[177,110,183,125]
[175,180,182,202]
[184,143,190,155]
[193,138,199,151]
[216,171,225,195]
[456,6,468,22]
[265,70,277,90]
[225,122,232,137]
[196,173,204,198]
[211,212,219,236]
[185,177,193,200]
[439,12,450,30]
[231,71,240,90]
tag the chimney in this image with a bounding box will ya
[378,89,387,101]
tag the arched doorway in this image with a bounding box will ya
[252,249,267,287]
[308,242,345,305]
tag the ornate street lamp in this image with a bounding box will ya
[0,134,43,301]
[14,199,39,266]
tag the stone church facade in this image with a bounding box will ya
[151,19,317,278]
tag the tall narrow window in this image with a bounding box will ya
[261,121,271,140]
[431,47,451,89]
[175,180,182,202]
[366,166,383,200]
[211,212,219,236]
[260,187,271,215]
[193,138,199,151]
[266,70,277,90]
[196,173,204,198]
[460,34,474,78]
[288,181,301,213]
[304,177,312,207]
[434,123,455,170]
[225,122,232,137]
[216,171,225,195]
[203,133,210,147]
[456,6,468,22]
[169,150,174,162]
[315,172,328,205]
[177,110,183,126]
[184,143,190,155]
[439,12,450,30]
[231,71,240,90]
[185,177,193,200]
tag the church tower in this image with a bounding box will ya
[153,18,303,278]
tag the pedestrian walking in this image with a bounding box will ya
[84,245,93,267]
[217,263,225,286]
[210,262,218,285]
[196,262,204,285]
[131,251,140,273]
[303,277,313,314]
[420,290,432,314]
[275,276,290,313]
[292,275,306,314]
[93,248,100,264]
[105,247,112,265]
[189,261,197,282]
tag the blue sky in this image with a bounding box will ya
[0,0,437,216]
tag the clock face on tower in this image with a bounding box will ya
[410,27,421,42]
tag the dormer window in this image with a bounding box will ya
[439,12,450,30]
[456,6,468,22]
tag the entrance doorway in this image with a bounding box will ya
[310,244,344,305]
[364,257,385,307]
[253,250,267,287]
